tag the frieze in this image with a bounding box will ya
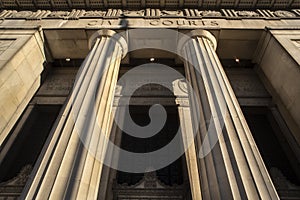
[274,10,296,18]
[83,10,106,18]
[0,9,300,20]
[123,10,145,17]
[161,10,184,17]
[48,11,70,19]
[236,11,260,17]
[199,10,222,17]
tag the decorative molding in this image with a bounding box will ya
[113,172,186,199]
[0,9,300,20]
[0,165,32,199]
[116,171,183,189]
[0,165,32,186]
[0,0,299,10]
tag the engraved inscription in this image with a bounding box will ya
[149,19,219,26]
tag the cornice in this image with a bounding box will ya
[0,0,299,10]
[0,9,300,20]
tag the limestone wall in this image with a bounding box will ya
[254,30,300,143]
[0,29,46,145]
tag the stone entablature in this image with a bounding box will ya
[0,9,300,20]
[0,0,299,10]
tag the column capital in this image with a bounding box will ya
[178,29,217,51]
[88,29,128,58]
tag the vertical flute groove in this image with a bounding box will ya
[180,29,279,200]
[24,31,127,200]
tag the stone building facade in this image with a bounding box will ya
[0,1,299,199]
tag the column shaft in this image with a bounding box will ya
[22,30,127,200]
[178,105,202,200]
[181,30,279,200]
[98,105,125,200]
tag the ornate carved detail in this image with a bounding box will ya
[178,79,188,93]
[115,171,183,189]
[48,11,70,19]
[274,10,296,17]
[113,172,186,200]
[144,172,157,188]
[0,0,297,10]
[0,9,299,20]
[199,10,222,17]
[123,10,145,17]
[0,165,32,199]
[83,10,106,17]
[1,165,33,186]
[173,78,188,96]
[161,10,184,16]
[236,11,260,17]
[11,10,33,18]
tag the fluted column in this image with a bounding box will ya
[178,103,202,200]
[22,30,127,200]
[180,30,279,199]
